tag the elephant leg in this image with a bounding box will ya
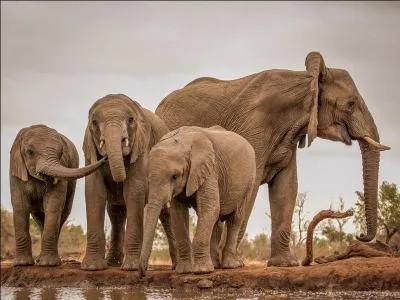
[11,187,34,266]
[267,149,299,267]
[106,204,126,266]
[59,181,76,230]
[236,183,260,249]
[159,207,178,270]
[37,182,68,266]
[171,198,193,274]
[121,180,145,271]
[192,177,220,274]
[210,220,223,268]
[221,213,243,269]
[81,172,107,270]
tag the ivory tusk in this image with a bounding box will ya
[125,138,129,147]
[362,136,391,151]
[166,201,171,209]
[99,140,104,149]
[53,178,59,185]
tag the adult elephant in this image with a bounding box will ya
[10,124,106,266]
[155,51,391,267]
[81,94,176,271]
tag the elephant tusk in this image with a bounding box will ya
[166,201,171,209]
[99,140,104,149]
[125,138,129,147]
[53,178,59,185]
[362,136,391,151]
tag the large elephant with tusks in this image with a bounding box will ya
[155,51,391,267]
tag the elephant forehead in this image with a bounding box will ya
[91,105,132,119]
[23,127,60,145]
[149,145,187,163]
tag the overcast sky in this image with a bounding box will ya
[1,1,399,238]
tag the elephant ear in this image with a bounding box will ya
[83,125,98,165]
[59,134,77,168]
[128,99,151,164]
[10,128,28,181]
[305,51,327,147]
[186,134,216,197]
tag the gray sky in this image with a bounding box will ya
[1,1,399,238]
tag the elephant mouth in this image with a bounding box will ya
[318,123,352,145]
[34,172,58,184]
[97,138,132,157]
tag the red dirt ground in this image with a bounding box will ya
[1,257,399,291]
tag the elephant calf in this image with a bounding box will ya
[140,125,256,275]
[9,125,105,266]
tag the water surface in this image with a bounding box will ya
[2,287,400,300]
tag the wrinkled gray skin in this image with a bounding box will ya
[9,125,105,267]
[81,94,176,271]
[156,52,390,267]
[139,126,256,275]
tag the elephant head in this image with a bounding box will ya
[305,52,390,242]
[139,128,215,274]
[10,125,105,184]
[83,94,151,183]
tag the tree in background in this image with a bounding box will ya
[292,192,309,250]
[354,181,400,242]
[318,197,353,253]
[1,207,14,259]
[238,232,270,262]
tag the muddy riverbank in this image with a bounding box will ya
[1,257,399,291]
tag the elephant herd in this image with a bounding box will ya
[9,52,390,275]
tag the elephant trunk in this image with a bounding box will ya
[356,140,380,242]
[139,201,163,277]
[104,125,126,182]
[36,157,107,180]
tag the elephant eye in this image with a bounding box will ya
[92,120,98,127]
[26,148,35,157]
[171,174,179,181]
[128,117,134,125]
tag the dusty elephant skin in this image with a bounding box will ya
[9,125,106,267]
[81,94,177,271]
[139,126,256,275]
[1,258,399,291]
[155,51,391,267]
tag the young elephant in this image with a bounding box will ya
[81,94,176,271]
[9,124,106,266]
[140,125,256,275]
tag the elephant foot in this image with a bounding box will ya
[13,255,34,266]
[106,252,124,266]
[175,260,193,274]
[121,255,139,271]
[221,252,244,269]
[81,254,107,271]
[267,253,299,267]
[193,257,214,274]
[36,253,61,266]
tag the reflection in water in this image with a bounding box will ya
[2,287,400,300]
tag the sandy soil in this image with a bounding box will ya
[1,257,399,291]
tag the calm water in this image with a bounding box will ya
[2,287,400,300]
